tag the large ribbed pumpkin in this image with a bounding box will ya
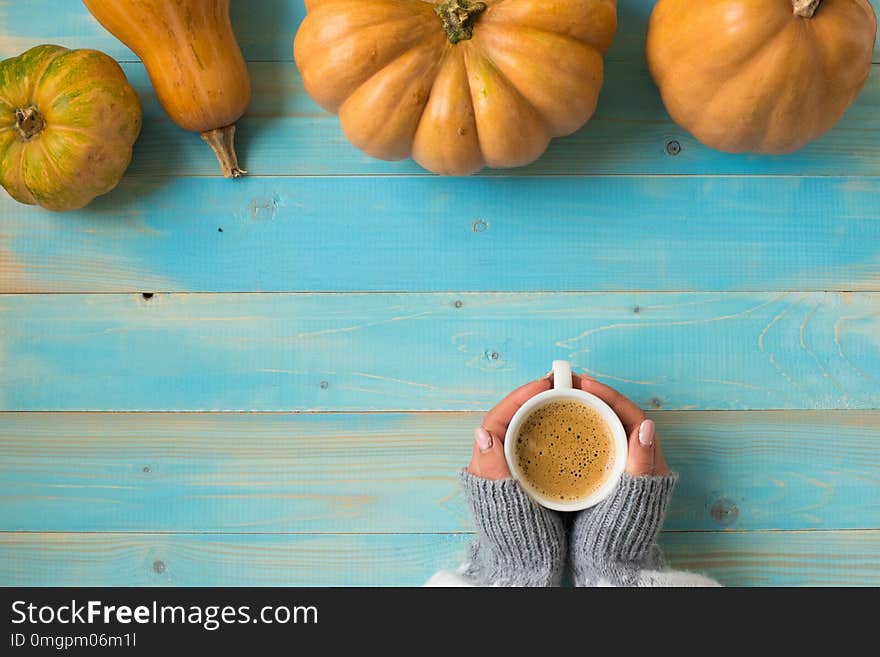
[0,44,141,211]
[294,0,617,175]
[646,0,877,154]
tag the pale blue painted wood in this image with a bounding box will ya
[0,531,877,587]
[1,0,878,589]
[0,411,876,533]
[3,176,880,293]
[660,530,880,587]
[2,0,874,63]
[0,0,304,62]
[1,7,878,178]
[111,61,880,177]
[0,292,877,411]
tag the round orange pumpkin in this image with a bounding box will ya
[646,0,877,154]
[294,0,617,175]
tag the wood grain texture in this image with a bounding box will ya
[0,0,876,63]
[0,530,877,587]
[0,0,302,62]
[0,411,876,533]
[659,530,880,587]
[1,0,878,590]
[116,61,880,177]
[1,12,877,178]
[3,176,880,294]
[1,292,877,411]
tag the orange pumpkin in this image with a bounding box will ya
[294,0,617,175]
[646,0,877,154]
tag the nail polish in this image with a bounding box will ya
[638,419,655,447]
[474,427,493,452]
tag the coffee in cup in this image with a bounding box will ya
[504,360,628,511]
[512,399,616,503]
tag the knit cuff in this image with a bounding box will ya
[574,473,677,568]
[460,470,565,586]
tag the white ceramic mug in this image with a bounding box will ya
[504,360,628,511]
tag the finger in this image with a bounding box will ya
[625,419,656,476]
[575,375,645,431]
[474,427,493,454]
[467,428,512,480]
[482,377,552,439]
[653,431,671,476]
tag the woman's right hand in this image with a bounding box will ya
[567,373,676,586]
[571,373,670,477]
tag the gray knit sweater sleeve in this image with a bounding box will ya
[459,470,566,587]
[571,473,678,587]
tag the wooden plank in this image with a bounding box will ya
[660,530,880,587]
[0,532,464,587]
[108,61,880,177]
[0,411,876,533]
[3,18,878,178]
[1,0,877,63]
[0,530,876,586]
[0,0,304,62]
[3,177,880,294]
[1,292,878,411]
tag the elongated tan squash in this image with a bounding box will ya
[82,0,251,177]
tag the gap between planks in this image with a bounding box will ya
[1,529,876,536]
[2,409,878,414]
[0,289,874,295]
[19,173,880,180]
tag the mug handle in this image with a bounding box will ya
[552,360,572,390]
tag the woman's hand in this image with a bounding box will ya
[467,377,552,480]
[467,370,669,479]
[462,375,565,586]
[572,372,670,477]
[566,375,674,586]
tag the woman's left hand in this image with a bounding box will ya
[467,377,552,480]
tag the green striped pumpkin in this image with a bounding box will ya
[0,45,141,211]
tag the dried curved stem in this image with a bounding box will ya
[792,0,822,18]
[201,124,246,178]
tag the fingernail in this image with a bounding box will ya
[474,427,493,452]
[544,370,553,379]
[638,419,655,447]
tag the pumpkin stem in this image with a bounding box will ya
[201,125,246,179]
[435,0,488,44]
[792,0,822,18]
[14,105,46,141]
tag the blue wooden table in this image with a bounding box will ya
[1,1,878,586]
